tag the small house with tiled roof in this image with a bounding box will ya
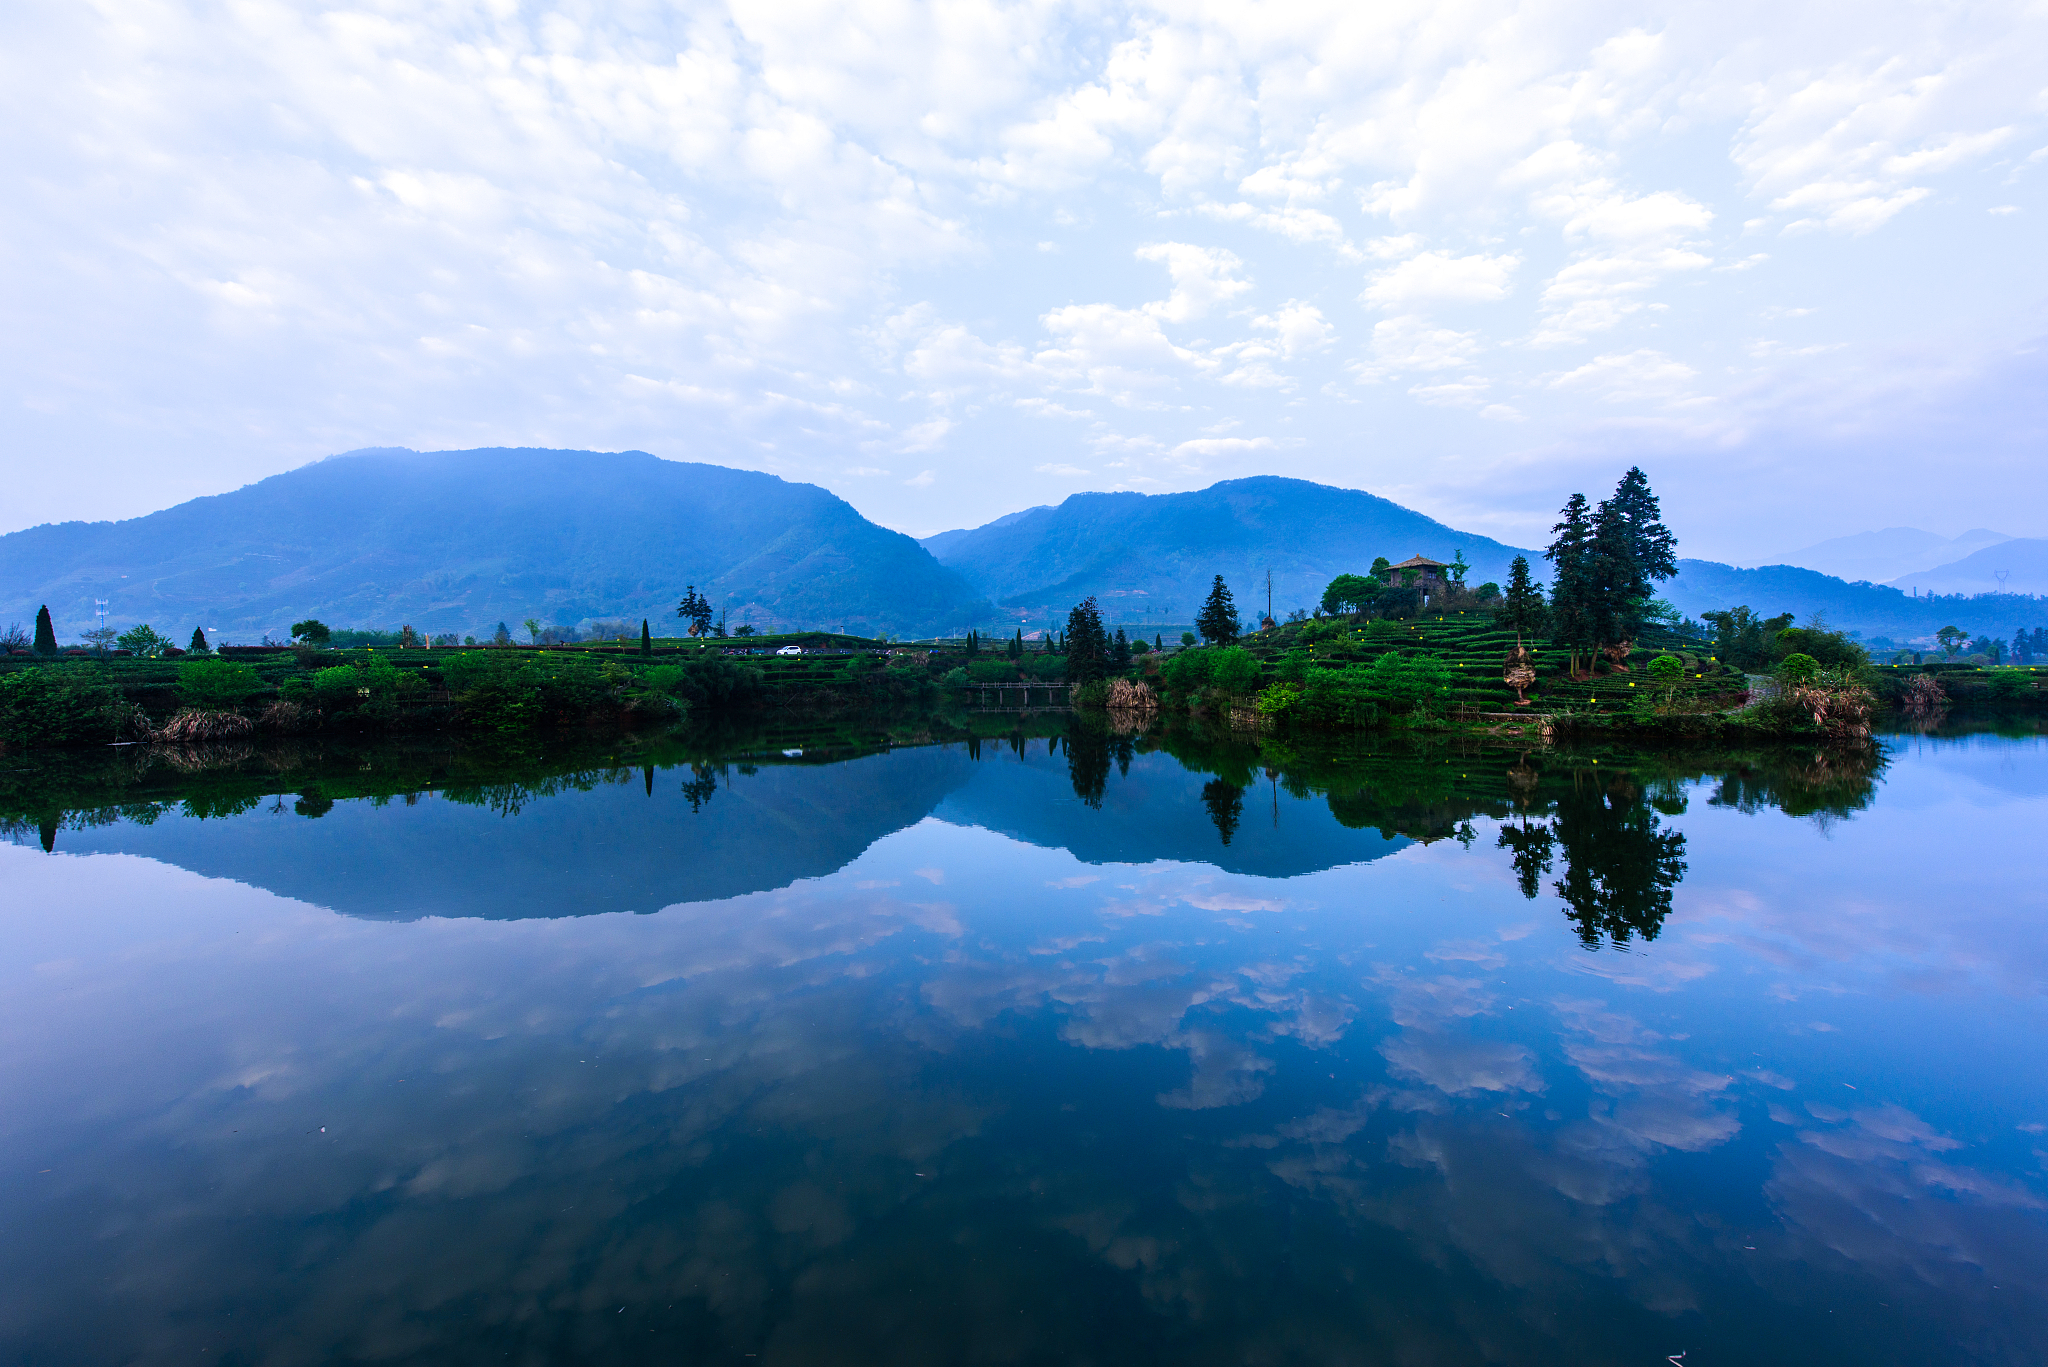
[1387,554,1446,586]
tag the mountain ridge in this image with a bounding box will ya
[0,447,987,640]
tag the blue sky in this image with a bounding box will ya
[3,0,2044,562]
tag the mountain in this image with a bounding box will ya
[921,476,1531,626]
[1885,538,2048,598]
[1661,560,2045,642]
[1781,527,2012,584]
[0,447,985,641]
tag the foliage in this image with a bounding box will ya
[80,627,120,654]
[1320,573,1377,616]
[1130,636,1151,655]
[290,619,332,645]
[1473,581,1500,603]
[1180,632,1197,647]
[1208,646,1262,697]
[116,623,172,657]
[1699,607,1795,672]
[1545,469,1678,668]
[1498,555,1548,639]
[176,660,264,709]
[1776,653,1821,685]
[1196,575,1241,644]
[641,619,653,655]
[1935,625,1967,659]
[34,607,58,656]
[1986,668,2036,700]
[1773,625,1866,671]
[1064,597,1110,684]
[188,626,210,654]
[1646,654,1683,699]
[0,665,127,749]
[1255,682,1301,717]
[677,586,715,637]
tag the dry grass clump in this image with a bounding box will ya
[257,700,318,733]
[1899,673,1948,718]
[156,709,256,742]
[1105,678,1158,711]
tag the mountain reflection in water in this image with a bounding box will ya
[2,724,2044,1367]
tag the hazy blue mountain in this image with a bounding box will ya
[1884,538,2048,598]
[0,447,986,640]
[1662,560,2046,641]
[921,476,1532,626]
[1782,526,2012,583]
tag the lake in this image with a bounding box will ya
[3,722,2045,1365]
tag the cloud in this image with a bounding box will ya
[1362,252,1520,309]
[5,0,2046,546]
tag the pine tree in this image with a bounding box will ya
[1008,629,1022,660]
[189,625,209,654]
[965,630,980,657]
[1195,575,1240,644]
[1065,598,1109,683]
[640,619,652,656]
[1545,494,1595,676]
[1112,626,1130,666]
[1499,555,1548,639]
[33,605,57,656]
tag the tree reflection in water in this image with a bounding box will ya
[1548,778,1688,948]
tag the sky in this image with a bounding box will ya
[3,0,2045,563]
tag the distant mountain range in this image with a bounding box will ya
[921,476,1529,627]
[1780,526,2013,585]
[2,448,2042,646]
[1884,538,2048,597]
[0,448,985,640]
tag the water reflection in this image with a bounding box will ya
[2,724,2042,1366]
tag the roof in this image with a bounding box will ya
[1388,554,1447,570]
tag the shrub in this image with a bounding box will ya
[1207,646,1263,697]
[1777,653,1821,686]
[1256,682,1301,717]
[0,665,126,749]
[176,660,265,710]
[1986,668,2037,701]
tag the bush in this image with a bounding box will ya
[0,665,126,750]
[1777,653,1821,686]
[1256,682,1301,717]
[1207,646,1263,697]
[1986,668,2037,701]
[176,660,265,710]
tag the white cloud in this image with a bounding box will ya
[3,0,2045,543]
[1549,350,1698,403]
[1363,252,1520,309]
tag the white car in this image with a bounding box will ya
[775,644,803,656]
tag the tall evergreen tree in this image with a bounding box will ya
[1605,467,1678,580]
[1499,555,1548,639]
[1064,598,1110,683]
[188,625,209,654]
[1009,629,1022,660]
[1545,494,1595,676]
[965,630,980,657]
[1195,575,1241,644]
[1587,467,1679,654]
[640,619,652,656]
[1112,626,1131,666]
[33,606,57,656]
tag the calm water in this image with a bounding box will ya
[3,727,2046,1365]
